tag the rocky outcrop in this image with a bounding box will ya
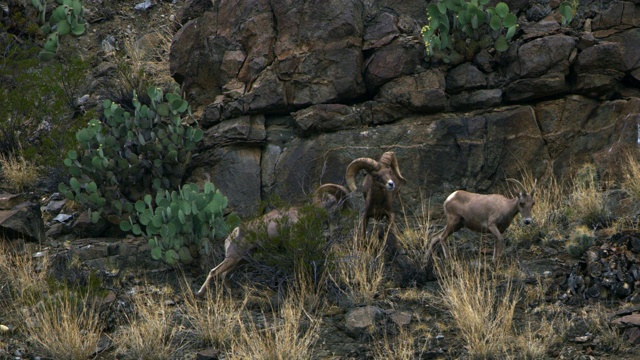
[171,0,640,217]
[0,193,45,243]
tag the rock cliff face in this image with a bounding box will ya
[170,0,640,217]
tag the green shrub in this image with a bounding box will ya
[252,204,330,277]
[121,183,239,266]
[59,86,203,224]
[0,49,91,166]
[421,0,517,62]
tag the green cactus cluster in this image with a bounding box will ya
[31,0,87,61]
[59,86,203,226]
[120,182,238,266]
[421,0,517,62]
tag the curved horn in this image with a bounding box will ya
[506,178,527,194]
[313,183,350,206]
[380,152,406,184]
[345,158,380,192]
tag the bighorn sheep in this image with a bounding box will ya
[345,151,406,248]
[195,184,350,297]
[426,179,536,265]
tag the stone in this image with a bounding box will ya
[344,305,384,338]
[450,89,503,111]
[0,194,45,243]
[446,63,487,94]
[504,73,569,102]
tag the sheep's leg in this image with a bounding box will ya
[195,257,242,297]
[488,225,504,261]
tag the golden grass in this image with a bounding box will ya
[372,326,427,360]
[0,242,49,313]
[180,278,242,349]
[327,225,386,305]
[0,151,39,192]
[435,254,521,358]
[112,286,186,360]
[567,163,608,226]
[620,150,640,201]
[118,24,178,96]
[226,278,320,360]
[24,290,103,359]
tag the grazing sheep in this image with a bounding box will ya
[426,178,536,266]
[345,151,406,250]
[195,184,350,297]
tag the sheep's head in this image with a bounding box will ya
[313,183,351,212]
[345,151,406,193]
[507,178,537,225]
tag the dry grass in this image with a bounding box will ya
[24,290,103,359]
[398,198,437,272]
[226,277,320,360]
[620,150,640,201]
[328,225,386,305]
[117,24,178,97]
[372,325,428,360]
[567,163,608,227]
[112,286,186,360]
[0,242,49,314]
[435,254,521,358]
[180,278,242,349]
[0,151,39,192]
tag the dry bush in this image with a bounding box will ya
[112,287,186,360]
[180,278,242,350]
[580,304,627,352]
[397,198,437,280]
[0,151,39,192]
[621,149,640,201]
[372,326,427,360]
[24,290,103,359]
[566,163,608,227]
[327,225,386,305]
[435,254,521,358]
[227,279,320,360]
[115,24,179,100]
[0,242,49,313]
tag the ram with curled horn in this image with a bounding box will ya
[345,151,406,250]
[425,178,537,268]
[195,183,350,297]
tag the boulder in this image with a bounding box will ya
[0,194,45,243]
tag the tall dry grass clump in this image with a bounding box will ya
[397,198,436,273]
[0,243,50,319]
[567,163,608,227]
[226,274,320,360]
[621,150,640,200]
[328,226,386,305]
[24,290,103,359]
[435,254,520,358]
[112,287,186,360]
[372,326,427,360]
[181,279,242,350]
[0,151,39,192]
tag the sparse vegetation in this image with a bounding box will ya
[0,149,40,192]
[328,227,386,305]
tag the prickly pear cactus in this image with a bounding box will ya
[120,182,239,266]
[59,86,204,225]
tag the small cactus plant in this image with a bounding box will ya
[59,86,203,225]
[121,182,239,266]
[31,0,87,61]
[421,0,517,62]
